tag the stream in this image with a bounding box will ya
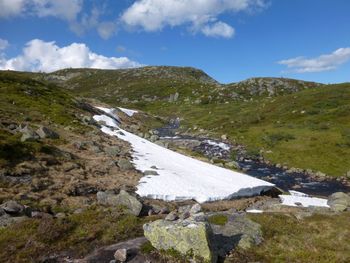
[156,120,350,197]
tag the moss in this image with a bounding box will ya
[0,206,145,262]
[208,214,228,225]
[241,212,350,263]
[140,241,156,254]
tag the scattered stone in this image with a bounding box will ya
[97,190,143,216]
[20,126,39,142]
[105,146,121,157]
[149,135,159,142]
[178,205,191,214]
[1,200,24,215]
[160,207,169,214]
[225,161,239,169]
[143,170,159,176]
[328,192,350,212]
[143,219,214,262]
[179,211,190,220]
[36,126,59,139]
[221,134,227,140]
[114,248,128,262]
[31,211,53,219]
[190,203,202,215]
[165,211,178,221]
[55,212,66,219]
[117,159,134,171]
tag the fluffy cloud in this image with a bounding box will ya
[0,39,142,72]
[0,0,25,18]
[278,48,350,73]
[121,0,265,38]
[0,0,82,20]
[0,38,9,50]
[201,21,234,38]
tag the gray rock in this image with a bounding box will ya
[178,205,192,214]
[149,135,159,142]
[160,207,169,214]
[225,161,239,169]
[210,213,263,255]
[117,159,134,171]
[143,219,215,262]
[165,211,178,221]
[20,126,39,142]
[0,214,27,227]
[190,203,202,215]
[97,190,142,216]
[143,170,159,176]
[36,126,59,139]
[328,192,350,212]
[105,146,121,157]
[179,211,190,220]
[1,200,24,215]
[114,248,128,262]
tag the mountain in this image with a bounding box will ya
[36,66,350,177]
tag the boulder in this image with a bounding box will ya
[114,248,128,262]
[328,192,350,212]
[36,126,59,139]
[97,190,142,216]
[1,200,24,216]
[105,146,121,157]
[165,211,178,221]
[210,213,263,255]
[117,159,134,171]
[20,126,39,142]
[190,204,202,215]
[143,219,215,262]
[0,213,27,228]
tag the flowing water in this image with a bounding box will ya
[156,121,350,197]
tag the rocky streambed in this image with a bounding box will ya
[155,121,350,197]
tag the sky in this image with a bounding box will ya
[0,0,349,84]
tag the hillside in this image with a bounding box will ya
[42,66,350,177]
[0,70,350,263]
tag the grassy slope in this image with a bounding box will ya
[135,83,350,176]
[43,67,350,176]
[239,212,350,263]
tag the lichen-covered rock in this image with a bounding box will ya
[210,213,262,256]
[97,190,142,216]
[36,126,59,139]
[328,192,350,212]
[143,219,215,262]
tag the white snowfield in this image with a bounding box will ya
[93,107,275,203]
[118,107,138,117]
[279,190,329,208]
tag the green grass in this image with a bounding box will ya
[207,214,228,225]
[0,206,144,263]
[133,83,350,177]
[236,213,350,263]
[0,71,89,131]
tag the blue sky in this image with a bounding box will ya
[0,0,349,84]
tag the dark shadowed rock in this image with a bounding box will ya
[1,200,24,215]
[36,126,59,139]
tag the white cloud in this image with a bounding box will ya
[0,39,142,72]
[121,0,266,38]
[97,21,117,40]
[0,38,9,50]
[0,0,25,18]
[278,48,350,73]
[201,21,234,38]
[30,0,83,21]
[0,0,82,20]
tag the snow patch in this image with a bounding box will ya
[118,107,138,117]
[246,209,264,214]
[93,108,274,203]
[279,194,329,208]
